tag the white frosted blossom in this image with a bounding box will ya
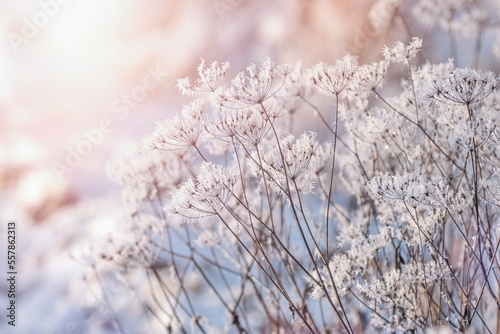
[216,58,289,107]
[259,132,317,183]
[168,162,237,217]
[354,60,388,92]
[311,56,358,96]
[357,259,446,331]
[237,109,271,147]
[277,62,313,113]
[428,67,498,107]
[177,58,230,96]
[143,99,205,150]
[383,37,422,63]
[279,61,311,98]
[96,215,165,268]
[368,173,448,208]
[205,107,252,142]
[107,148,189,214]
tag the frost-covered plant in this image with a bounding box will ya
[85,1,500,333]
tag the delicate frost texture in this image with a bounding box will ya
[262,132,317,180]
[311,56,357,96]
[355,60,388,92]
[168,162,237,217]
[357,259,447,332]
[177,58,230,96]
[106,148,189,215]
[279,61,311,99]
[368,173,448,208]
[100,19,500,331]
[96,215,165,268]
[383,37,422,63]
[143,99,205,150]
[428,67,498,107]
[216,58,289,107]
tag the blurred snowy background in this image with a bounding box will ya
[1,0,499,333]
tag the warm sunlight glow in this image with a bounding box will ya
[48,0,122,49]
[44,0,127,75]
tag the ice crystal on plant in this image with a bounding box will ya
[279,62,312,99]
[368,173,448,208]
[355,60,388,92]
[428,67,498,107]
[311,56,358,96]
[261,132,317,181]
[95,9,500,331]
[168,162,237,217]
[383,37,422,63]
[106,148,189,215]
[143,99,205,150]
[217,58,289,107]
[97,215,164,268]
[177,58,230,96]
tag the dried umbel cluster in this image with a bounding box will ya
[92,38,500,333]
[69,2,500,326]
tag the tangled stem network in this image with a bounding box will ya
[93,3,500,332]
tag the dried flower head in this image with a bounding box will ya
[217,58,289,107]
[143,99,205,150]
[177,59,230,96]
[383,37,422,63]
[168,162,237,217]
[428,67,498,108]
[311,55,358,97]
